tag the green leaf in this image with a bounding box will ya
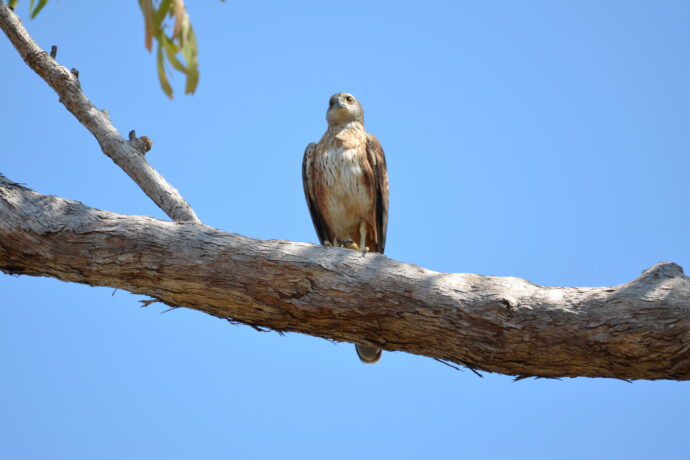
[184,68,199,95]
[161,35,188,74]
[30,0,48,18]
[155,0,171,25]
[156,43,173,99]
[180,24,198,67]
[139,0,154,51]
[180,26,199,94]
[171,0,185,38]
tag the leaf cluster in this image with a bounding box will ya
[139,0,199,98]
[9,0,221,98]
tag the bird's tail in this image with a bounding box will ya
[355,344,382,364]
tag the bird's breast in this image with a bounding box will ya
[315,145,373,231]
[320,146,368,192]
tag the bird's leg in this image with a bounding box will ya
[323,240,333,247]
[359,222,370,255]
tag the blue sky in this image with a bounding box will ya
[1,1,689,459]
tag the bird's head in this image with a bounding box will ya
[326,92,364,127]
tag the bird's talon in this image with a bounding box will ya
[339,240,360,250]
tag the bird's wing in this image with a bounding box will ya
[366,134,389,254]
[302,142,330,245]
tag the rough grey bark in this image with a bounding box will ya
[0,3,200,224]
[2,177,689,381]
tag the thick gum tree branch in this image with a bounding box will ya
[0,3,200,224]
[2,177,689,381]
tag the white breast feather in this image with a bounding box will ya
[318,145,371,240]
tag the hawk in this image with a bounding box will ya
[302,92,389,364]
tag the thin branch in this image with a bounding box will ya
[0,3,200,224]
[433,358,463,372]
[140,298,161,307]
[2,178,690,381]
[468,367,483,378]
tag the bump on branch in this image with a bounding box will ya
[129,130,153,155]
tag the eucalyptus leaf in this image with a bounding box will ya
[156,43,173,99]
[184,67,199,95]
[162,36,188,74]
[139,0,154,51]
[180,25,198,68]
[155,0,171,25]
[29,0,48,18]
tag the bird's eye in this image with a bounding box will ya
[345,96,354,103]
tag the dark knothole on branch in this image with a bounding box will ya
[500,298,516,310]
[70,68,79,78]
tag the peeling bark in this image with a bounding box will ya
[2,177,689,381]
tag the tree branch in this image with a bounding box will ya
[0,3,200,224]
[2,177,689,381]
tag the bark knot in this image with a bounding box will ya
[128,130,153,154]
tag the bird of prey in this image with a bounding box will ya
[302,92,389,364]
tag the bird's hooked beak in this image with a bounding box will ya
[331,97,344,109]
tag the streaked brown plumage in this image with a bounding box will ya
[302,92,389,364]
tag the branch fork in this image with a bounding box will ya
[0,3,199,223]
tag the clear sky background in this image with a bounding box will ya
[2,1,689,459]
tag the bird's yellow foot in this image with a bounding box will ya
[339,240,360,250]
[323,241,333,247]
